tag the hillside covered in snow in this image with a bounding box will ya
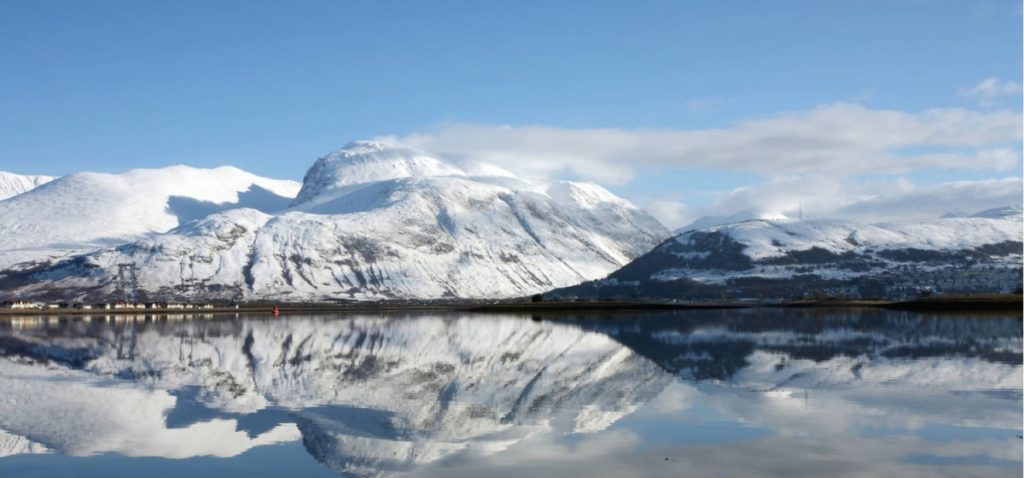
[0,171,53,201]
[553,207,1023,300]
[0,166,302,270]
[0,141,668,301]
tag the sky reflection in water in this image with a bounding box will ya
[0,309,1019,478]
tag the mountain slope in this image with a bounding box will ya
[0,166,301,270]
[553,209,1023,300]
[0,171,54,201]
[2,142,669,301]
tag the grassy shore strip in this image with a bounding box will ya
[881,294,1023,311]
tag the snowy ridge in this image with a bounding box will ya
[4,143,668,301]
[969,205,1023,219]
[291,140,465,207]
[0,166,301,270]
[555,208,1023,299]
[675,209,789,233]
[0,171,54,201]
[705,212,1021,261]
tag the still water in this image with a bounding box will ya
[0,309,1019,477]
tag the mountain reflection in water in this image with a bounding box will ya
[0,309,1019,478]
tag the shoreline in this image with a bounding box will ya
[0,294,1019,318]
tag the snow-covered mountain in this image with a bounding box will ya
[290,141,469,207]
[553,209,1023,300]
[0,171,54,201]
[0,142,668,301]
[965,205,1023,219]
[0,166,301,270]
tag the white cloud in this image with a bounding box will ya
[375,103,1021,227]
[684,176,1023,227]
[959,77,1023,105]
[640,199,692,229]
[702,175,868,221]
[834,177,1024,221]
[381,103,1021,185]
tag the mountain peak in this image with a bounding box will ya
[325,140,441,164]
[676,209,791,234]
[0,171,55,201]
[292,140,466,206]
[334,139,403,155]
[969,205,1023,219]
[547,181,635,210]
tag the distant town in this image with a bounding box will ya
[3,300,232,311]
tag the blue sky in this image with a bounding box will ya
[1,0,1021,226]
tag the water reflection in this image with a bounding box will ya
[0,309,1019,477]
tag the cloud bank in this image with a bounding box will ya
[377,103,1022,228]
[691,176,1023,227]
[382,103,1021,184]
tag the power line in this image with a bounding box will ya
[115,263,138,303]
